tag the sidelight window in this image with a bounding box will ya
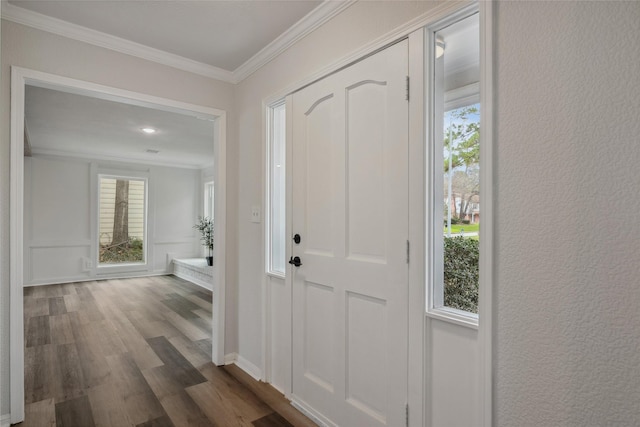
[204,181,214,219]
[430,12,481,319]
[267,100,286,275]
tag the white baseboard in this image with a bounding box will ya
[224,352,237,365]
[291,397,335,427]
[224,352,262,381]
[172,271,212,291]
[1,413,11,427]
[25,272,167,287]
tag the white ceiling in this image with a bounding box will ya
[14,3,479,169]
[11,0,345,168]
[7,0,323,73]
[439,13,480,92]
[26,85,216,169]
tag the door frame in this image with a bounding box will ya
[261,1,493,426]
[9,66,228,423]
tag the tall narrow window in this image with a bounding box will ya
[98,176,146,265]
[431,12,480,317]
[204,181,214,220]
[267,101,286,275]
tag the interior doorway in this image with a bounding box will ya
[9,67,228,424]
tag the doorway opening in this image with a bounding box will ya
[10,67,227,423]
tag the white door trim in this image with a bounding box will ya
[407,26,427,427]
[478,2,495,425]
[257,2,493,425]
[9,66,228,423]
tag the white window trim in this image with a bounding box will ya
[478,2,495,424]
[445,82,480,111]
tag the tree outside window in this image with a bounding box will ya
[99,176,146,264]
[443,104,480,313]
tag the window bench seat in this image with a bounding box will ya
[172,258,213,291]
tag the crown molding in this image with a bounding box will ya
[233,0,356,82]
[1,0,354,85]
[1,1,235,82]
[30,147,209,170]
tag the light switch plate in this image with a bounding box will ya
[251,206,261,223]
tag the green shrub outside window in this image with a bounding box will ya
[443,236,479,314]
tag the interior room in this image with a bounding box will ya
[23,84,216,285]
[1,1,639,426]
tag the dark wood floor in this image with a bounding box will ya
[20,275,315,427]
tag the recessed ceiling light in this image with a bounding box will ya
[141,127,157,134]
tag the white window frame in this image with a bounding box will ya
[96,172,149,272]
[427,9,482,328]
[266,99,287,277]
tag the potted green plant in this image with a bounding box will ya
[193,217,214,266]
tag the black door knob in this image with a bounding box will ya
[293,234,301,244]
[288,256,302,267]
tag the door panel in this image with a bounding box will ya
[346,81,387,262]
[303,281,335,392]
[304,94,335,256]
[291,40,409,427]
[346,291,387,421]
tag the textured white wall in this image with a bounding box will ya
[0,20,236,415]
[495,1,640,425]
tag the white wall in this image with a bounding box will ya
[151,165,203,272]
[495,2,640,425]
[0,19,237,415]
[24,156,92,284]
[23,155,202,285]
[426,319,478,426]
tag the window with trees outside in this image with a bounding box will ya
[431,12,480,317]
[267,101,286,275]
[98,176,146,265]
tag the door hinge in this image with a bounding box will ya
[406,240,410,264]
[405,76,410,101]
[405,403,409,427]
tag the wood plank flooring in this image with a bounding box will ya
[20,275,316,427]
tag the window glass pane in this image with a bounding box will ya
[269,102,286,274]
[99,176,146,264]
[435,13,480,314]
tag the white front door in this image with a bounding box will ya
[290,40,409,427]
